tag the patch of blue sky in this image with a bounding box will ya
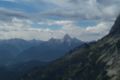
[76,20,98,27]
[42,14,65,21]
[0,1,38,12]
[0,1,56,13]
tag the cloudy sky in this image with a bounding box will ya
[0,0,119,41]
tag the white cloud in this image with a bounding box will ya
[60,21,113,41]
[3,0,119,21]
[0,17,113,41]
[0,18,65,40]
[86,22,112,34]
[0,0,119,41]
[38,20,73,26]
[42,0,120,20]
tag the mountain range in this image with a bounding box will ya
[0,39,43,65]
[0,34,83,66]
[16,34,84,62]
[21,15,120,80]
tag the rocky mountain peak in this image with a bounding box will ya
[63,34,72,40]
[110,14,120,35]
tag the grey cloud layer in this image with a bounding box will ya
[0,0,119,41]
[0,18,113,41]
[0,8,28,21]
[0,0,120,22]
[42,0,120,20]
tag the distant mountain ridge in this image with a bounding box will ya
[0,39,43,54]
[0,35,84,65]
[0,39,43,65]
[16,34,84,62]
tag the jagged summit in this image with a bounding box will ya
[48,34,72,43]
[110,14,120,35]
[63,34,72,40]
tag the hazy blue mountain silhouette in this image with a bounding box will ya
[0,39,43,65]
[17,35,84,62]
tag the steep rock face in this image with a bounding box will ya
[21,15,120,80]
[110,15,120,35]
